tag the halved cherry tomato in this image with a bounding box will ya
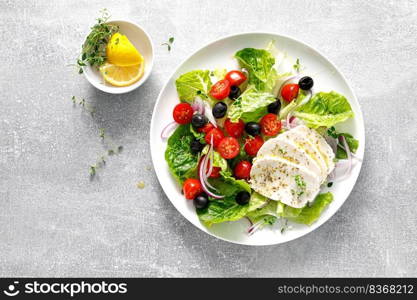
[225,70,247,86]
[173,103,193,124]
[244,135,264,156]
[205,128,225,147]
[197,122,215,134]
[210,79,231,100]
[234,160,252,180]
[281,83,299,102]
[224,118,245,138]
[209,166,221,178]
[217,137,240,159]
[260,113,282,136]
[183,178,202,200]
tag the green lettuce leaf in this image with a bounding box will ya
[293,91,354,128]
[219,170,251,193]
[282,192,333,225]
[235,48,277,92]
[197,196,249,226]
[164,124,198,183]
[228,86,276,123]
[198,169,252,226]
[212,68,227,80]
[175,70,212,102]
[336,133,359,159]
[246,201,278,224]
[248,192,269,212]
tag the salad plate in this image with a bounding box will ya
[150,32,364,246]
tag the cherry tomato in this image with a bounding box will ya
[205,128,225,148]
[260,113,282,136]
[209,166,221,178]
[210,79,231,100]
[197,122,215,134]
[224,118,245,138]
[217,137,240,159]
[183,178,202,200]
[244,135,264,156]
[234,160,252,180]
[173,103,194,124]
[225,70,247,86]
[281,84,299,102]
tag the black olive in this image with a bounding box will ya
[193,193,209,209]
[212,102,227,119]
[298,76,314,90]
[228,86,241,100]
[267,100,281,114]
[236,191,250,205]
[191,113,208,128]
[245,122,261,136]
[190,139,205,153]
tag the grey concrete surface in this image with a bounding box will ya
[1,0,416,277]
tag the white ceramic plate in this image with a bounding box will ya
[150,33,365,246]
[83,20,154,94]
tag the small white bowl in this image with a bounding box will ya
[82,20,154,94]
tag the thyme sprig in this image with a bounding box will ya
[77,9,119,74]
[161,37,174,51]
[89,128,123,178]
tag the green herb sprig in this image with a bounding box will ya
[77,9,119,74]
[162,37,174,51]
[89,128,123,178]
[71,96,95,116]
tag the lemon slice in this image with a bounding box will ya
[100,62,145,87]
[106,33,143,67]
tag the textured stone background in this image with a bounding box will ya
[1,0,416,277]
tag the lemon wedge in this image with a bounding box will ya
[100,62,145,87]
[106,33,143,66]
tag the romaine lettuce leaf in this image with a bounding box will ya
[294,91,354,128]
[219,170,251,193]
[197,169,252,226]
[282,192,333,225]
[164,124,198,183]
[175,70,212,102]
[336,133,359,159]
[212,68,227,80]
[248,192,269,212]
[235,47,277,92]
[197,196,249,226]
[228,87,276,123]
[246,200,278,224]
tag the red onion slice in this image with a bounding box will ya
[161,121,178,140]
[203,102,217,128]
[192,97,205,115]
[198,155,224,199]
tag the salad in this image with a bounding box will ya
[162,42,359,235]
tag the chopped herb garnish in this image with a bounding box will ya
[294,175,306,197]
[293,58,301,73]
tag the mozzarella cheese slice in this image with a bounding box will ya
[250,156,321,208]
[250,125,336,208]
[257,131,327,182]
[295,125,335,174]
